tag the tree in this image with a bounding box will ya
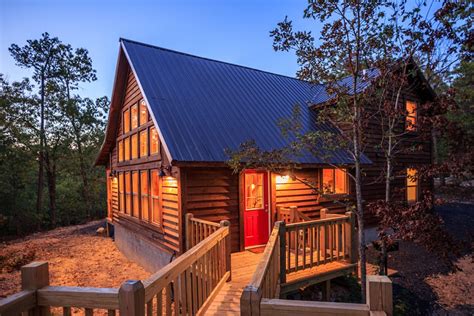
[9,33,61,217]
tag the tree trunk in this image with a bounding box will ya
[36,74,45,223]
[45,152,56,227]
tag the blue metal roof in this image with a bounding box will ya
[311,68,380,105]
[121,39,371,165]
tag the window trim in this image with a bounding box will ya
[320,168,349,196]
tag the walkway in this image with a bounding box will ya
[205,251,263,315]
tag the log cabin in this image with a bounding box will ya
[95,38,434,271]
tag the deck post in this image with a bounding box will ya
[279,221,286,285]
[345,211,357,264]
[21,261,50,316]
[185,213,194,250]
[220,220,232,281]
[367,275,393,316]
[119,280,145,316]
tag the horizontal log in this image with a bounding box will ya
[37,286,119,309]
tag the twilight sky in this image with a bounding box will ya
[0,0,319,100]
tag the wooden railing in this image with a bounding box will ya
[276,206,311,224]
[185,213,220,250]
[241,222,284,316]
[283,211,357,275]
[0,218,231,316]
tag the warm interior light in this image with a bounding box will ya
[276,175,289,183]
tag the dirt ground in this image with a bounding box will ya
[0,220,150,298]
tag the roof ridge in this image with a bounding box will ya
[119,37,319,86]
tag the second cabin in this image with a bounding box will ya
[96,39,434,271]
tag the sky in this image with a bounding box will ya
[0,0,318,100]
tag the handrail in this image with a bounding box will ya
[0,290,36,315]
[241,221,283,316]
[0,217,231,316]
[185,213,221,250]
[277,206,311,224]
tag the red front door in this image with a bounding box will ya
[243,170,269,248]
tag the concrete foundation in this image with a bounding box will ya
[114,223,173,272]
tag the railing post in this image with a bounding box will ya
[278,221,286,285]
[185,213,194,251]
[119,280,145,316]
[21,261,50,316]
[345,211,357,264]
[220,220,232,281]
[289,206,297,222]
[367,275,393,316]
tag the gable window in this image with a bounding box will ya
[118,173,124,213]
[322,168,348,194]
[140,171,149,220]
[151,170,160,225]
[125,172,131,214]
[123,109,130,133]
[140,100,148,126]
[124,137,130,161]
[118,140,123,162]
[150,127,159,155]
[131,104,138,130]
[406,168,418,202]
[132,171,139,217]
[406,100,417,131]
[131,134,138,159]
[140,130,148,157]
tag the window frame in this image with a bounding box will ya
[405,100,418,132]
[320,168,349,195]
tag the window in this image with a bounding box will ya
[123,109,130,133]
[151,170,160,225]
[131,134,138,159]
[150,127,159,155]
[124,137,130,161]
[406,168,418,202]
[125,172,131,214]
[131,104,138,130]
[406,100,417,131]
[132,171,139,217]
[322,169,348,194]
[140,171,149,221]
[245,173,264,209]
[118,140,123,162]
[140,130,148,158]
[119,173,124,212]
[140,100,148,126]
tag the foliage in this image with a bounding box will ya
[0,33,108,237]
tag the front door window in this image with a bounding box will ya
[245,173,264,210]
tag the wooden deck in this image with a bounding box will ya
[204,250,356,315]
[205,251,263,315]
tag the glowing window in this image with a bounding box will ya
[245,173,264,210]
[406,101,417,131]
[139,100,148,126]
[118,140,123,162]
[151,170,160,225]
[132,171,139,217]
[118,173,124,213]
[150,127,159,155]
[131,104,138,130]
[140,171,149,221]
[124,137,130,161]
[322,169,348,194]
[406,168,418,202]
[131,134,138,159]
[140,130,148,158]
[125,172,131,214]
[123,109,130,133]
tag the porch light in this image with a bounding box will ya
[276,175,289,183]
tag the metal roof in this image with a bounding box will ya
[120,39,371,165]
